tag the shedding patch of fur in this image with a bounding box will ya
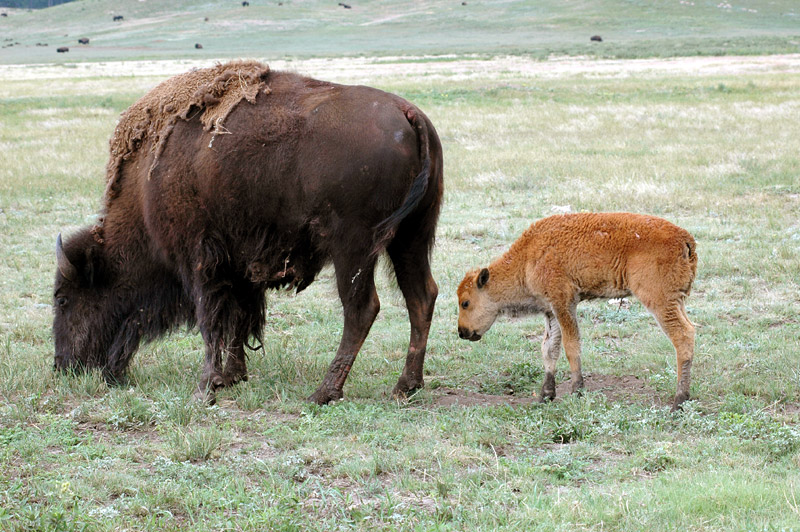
[103,60,271,205]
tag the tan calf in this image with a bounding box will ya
[457,212,697,410]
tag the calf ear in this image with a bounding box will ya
[476,268,490,289]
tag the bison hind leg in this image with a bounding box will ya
[386,225,439,400]
[309,247,381,405]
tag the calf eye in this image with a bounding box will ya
[461,301,469,309]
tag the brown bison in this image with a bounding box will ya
[457,212,697,410]
[53,61,443,405]
[57,47,69,53]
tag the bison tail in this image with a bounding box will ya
[370,108,432,257]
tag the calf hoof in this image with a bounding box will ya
[540,373,556,403]
[671,392,690,412]
[570,375,585,395]
[392,375,424,400]
[308,386,343,405]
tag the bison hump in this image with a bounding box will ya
[103,60,271,206]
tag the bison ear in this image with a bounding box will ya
[56,234,78,282]
[476,268,490,289]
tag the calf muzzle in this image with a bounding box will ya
[458,327,482,342]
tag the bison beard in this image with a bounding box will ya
[53,61,443,405]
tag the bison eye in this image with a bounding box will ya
[56,296,68,307]
[461,301,469,309]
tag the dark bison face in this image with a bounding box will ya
[53,231,118,374]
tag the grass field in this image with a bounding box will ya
[2,53,799,531]
[1,0,799,64]
[2,2,800,530]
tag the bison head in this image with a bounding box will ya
[456,267,499,341]
[53,230,121,379]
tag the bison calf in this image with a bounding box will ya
[457,212,697,410]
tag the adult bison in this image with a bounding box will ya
[53,60,443,405]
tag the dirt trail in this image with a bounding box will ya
[3,54,800,83]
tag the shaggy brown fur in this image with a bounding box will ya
[103,60,271,208]
[457,212,697,410]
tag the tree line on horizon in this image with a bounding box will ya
[1,0,74,9]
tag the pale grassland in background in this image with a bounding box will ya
[0,56,799,530]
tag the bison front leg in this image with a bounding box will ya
[222,343,249,387]
[194,338,250,404]
[388,241,438,400]
[194,335,226,405]
[309,261,380,405]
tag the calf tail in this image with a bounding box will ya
[682,235,698,297]
[371,107,432,257]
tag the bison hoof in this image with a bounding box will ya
[194,374,224,405]
[392,376,424,400]
[192,388,217,406]
[308,387,343,405]
[671,392,690,412]
[222,372,248,387]
[103,371,129,387]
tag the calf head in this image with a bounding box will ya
[53,231,121,376]
[456,268,499,341]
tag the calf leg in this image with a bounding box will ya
[539,312,562,402]
[387,240,438,399]
[645,298,695,410]
[309,256,380,405]
[553,303,584,395]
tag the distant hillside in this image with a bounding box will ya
[1,0,798,64]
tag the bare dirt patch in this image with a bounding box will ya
[557,373,666,407]
[433,387,537,407]
[433,373,664,407]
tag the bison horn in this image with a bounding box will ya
[56,233,78,281]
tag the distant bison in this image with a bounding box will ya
[195,43,203,49]
[78,38,89,45]
[242,1,249,5]
[338,2,351,8]
[113,15,124,21]
[590,35,603,42]
[57,47,69,53]
[457,212,697,410]
[53,61,443,405]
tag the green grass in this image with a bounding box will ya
[2,13,800,530]
[1,0,799,64]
